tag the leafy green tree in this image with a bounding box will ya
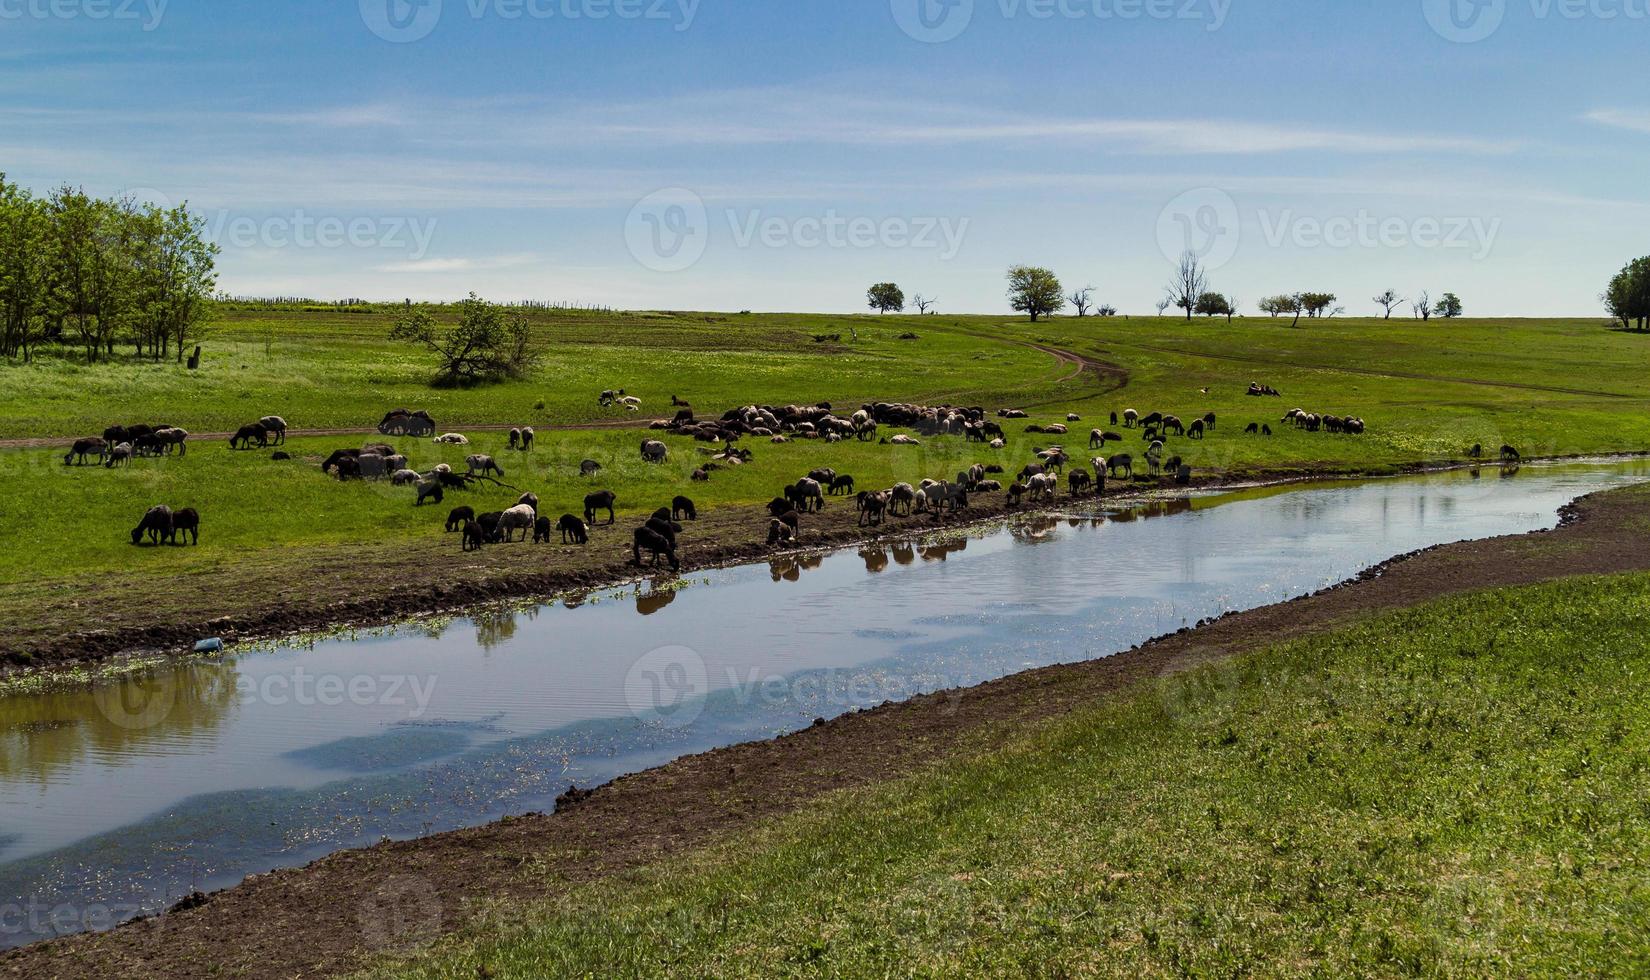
[1006,265,1066,322]
[390,292,538,386]
[866,283,905,314]
[1258,294,1299,318]
[0,176,47,361]
[1194,291,1233,318]
[1435,292,1464,319]
[1604,257,1650,331]
[1298,292,1337,318]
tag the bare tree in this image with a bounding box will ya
[1373,289,1404,319]
[1155,297,1171,317]
[1068,285,1094,318]
[1164,252,1208,322]
[912,293,935,315]
[1413,290,1432,322]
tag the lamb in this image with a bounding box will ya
[672,496,697,521]
[1501,445,1522,462]
[1187,419,1206,439]
[229,422,267,448]
[169,508,200,546]
[633,526,680,570]
[1007,482,1027,506]
[152,427,189,455]
[64,438,106,466]
[477,511,505,543]
[356,453,389,480]
[498,504,537,542]
[258,416,288,445]
[104,443,133,468]
[1245,423,1260,435]
[691,468,710,482]
[391,469,422,486]
[130,505,173,546]
[1067,413,1081,423]
[1203,412,1217,430]
[533,516,553,543]
[599,388,625,407]
[768,518,796,545]
[558,514,589,544]
[415,481,445,507]
[1069,470,1092,495]
[990,438,1006,450]
[618,396,643,413]
[584,490,617,526]
[829,475,856,496]
[446,506,476,532]
[640,440,669,463]
[462,521,485,552]
[434,433,470,445]
[580,459,602,478]
[785,479,825,514]
[466,454,504,478]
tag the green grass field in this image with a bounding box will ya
[2,308,1648,593]
[362,572,1650,978]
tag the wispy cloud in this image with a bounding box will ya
[1584,108,1650,135]
[372,254,541,274]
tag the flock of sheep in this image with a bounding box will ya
[79,380,1401,573]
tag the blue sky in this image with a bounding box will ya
[3,0,1646,315]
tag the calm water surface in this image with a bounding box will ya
[1,459,1646,945]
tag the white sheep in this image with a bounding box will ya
[498,504,537,542]
[434,433,470,445]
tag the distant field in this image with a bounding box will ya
[363,572,1650,978]
[2,308,1648,635]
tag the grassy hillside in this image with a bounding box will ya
[364,572,1650,978]
[2,309,1648,623]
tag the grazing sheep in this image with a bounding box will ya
[1067,413,1081,423]
[228,423,268,450]
[889,483,916,517]
[446,506,476,532]
[105,443,133,468]
[498,504,537,542]
[1160,416,1184,436]
[416,481,445,507]
[691,468,710,482]
[990,438,1006,450]
[599,388,625,406]
[64,438,106,466]
[857,491,889,526]
[434,433,470,445]
[580,459,602,478]
[477,511,505,543]
[169,508,200,546]
[508,428,523,451]
[151,427,189,455]
[584,490,617,526]
[386,469,417,486]
[1028,473,1058,503]
[130,505,173,546]
[462,520,485,552]
[356,453,389,480]
[558,514,589,544]
[1187,419,1206,439]
[1123,409,1139,428]
[640,440,669,463]
[768,518,796,545]
[1262,424,1273,437]
[1044,423,1069,436]
[256,416,288,445]
[1069,470,1092,495]
[1090,429,1106,449]
[633,526,680,570]
[673,496,697,521]
[829,474,856,496]
[384,454,408,472]
[1107,454,1134,479]
[519,426,535,451]
[333,456,362,480]
[1007,482,1027,506]
[466,454,504,478]
[518,492,539,514]
[1501,445,1522,462]
[1203,412,1217,430]
[533,516,553,544]
[785,479,825,514]
[1245,423,1260,434]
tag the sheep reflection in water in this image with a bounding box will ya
[635,587,678,616]
[768,553,824,583]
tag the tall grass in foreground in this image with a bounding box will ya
[366,574,1650,978]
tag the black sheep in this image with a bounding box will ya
[633,526,680,571]
[169,508,200,546]
[558,514,589,545]
[446,506,476,532]
[130,505,173,546]
[533,516,552,543]
[477,511,505,543]
[462,520,485,552]
[673,496,697,521]
[584,491,617,526]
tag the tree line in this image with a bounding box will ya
[1605,256,1650,331]
[0,175,218,364]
